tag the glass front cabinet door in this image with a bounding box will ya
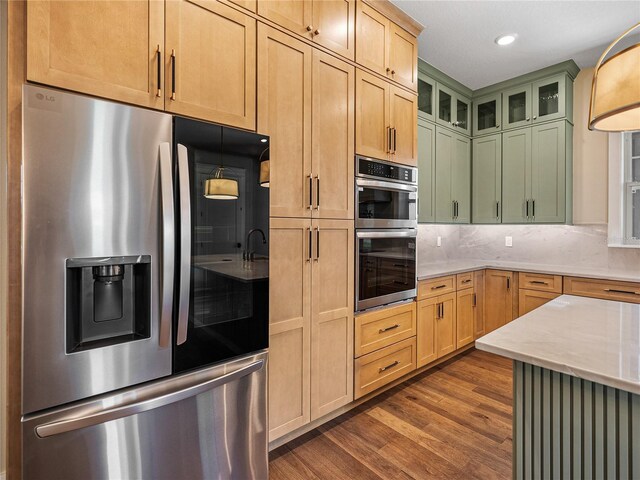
[418,75,435,122]
[473,92,502,137]
[532,74,566,124]
[502,84,532,130]
[436,83,470,135]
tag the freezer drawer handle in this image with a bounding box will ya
[34,359,265,439]
[159,142,175,348]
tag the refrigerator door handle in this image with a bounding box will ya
[34,359,265,439]
[159,142,174,348]
[176,143,191,345]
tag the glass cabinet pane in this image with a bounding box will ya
[508,91,527,124]
[477,99,497,131]
[538,81,560,118]
[632,132,640,182]
[418,79,433,116]
[439,89,451,123]
[631,186,639,239]
[456,99,468,130]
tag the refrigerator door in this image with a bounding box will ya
[22,351,268,480]
[22,85,173,414]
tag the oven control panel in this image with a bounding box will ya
[357,156,417,184]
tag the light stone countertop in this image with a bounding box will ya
[475,295,640,395]
[194,254,268,282]
[417,260,640,283]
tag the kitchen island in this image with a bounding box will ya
[476,295,640,479]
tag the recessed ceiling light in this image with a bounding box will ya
[495,34,516,46]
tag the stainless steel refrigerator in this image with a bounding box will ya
[21,84,269,479]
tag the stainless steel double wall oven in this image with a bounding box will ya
[355,156,418,311]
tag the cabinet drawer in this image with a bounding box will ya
[354,302,416,357]
[456,272,474,290]
[563,277,640,304]
[518,289,561,316]
[519,272,562,293]
[418,275,456,300]
[354,337,416,399]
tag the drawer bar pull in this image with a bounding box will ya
[431,284,447,290]
[531,280,549,285]
[604,288,640,295]
[379,360,399,373]
[379,324,400,333]
[462,279,471,284]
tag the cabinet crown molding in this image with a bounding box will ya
[362,0,424,37]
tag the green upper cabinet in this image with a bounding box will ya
[436,83,471,136]
[418,75,435,123]
[472,133,502,223]
[473,92,502,137]
[435,125,470,223]
[532,74,570,124]
[502,127,531,223]
[418,118,435,222]
[502,84,532,130]
[502,120,571,224]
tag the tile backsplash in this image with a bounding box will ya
[418,224,640,273]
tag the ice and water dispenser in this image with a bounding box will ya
[66,256,151,353]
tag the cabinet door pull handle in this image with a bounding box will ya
[604,288,639,295]
[532,199,535,218]
[531,280,549,285]
[379,324,400,333]
[387,127,392,153]
[315,227,320,261]
[507,277,511,290]
[525,199,529,218]
[315,176,320,210]
[308,174,313,209]
[441,303,445,317]
[392,128,397,153]
[314,28,320,36]
[431,284,447,290]
[379,360,399,373]
[170,49,176,100]
[386,67,391,74]
[307,228,312,262]
[473,293,477,307]
[156,45,162,97]
[496,201,500,219]
[452,200,456,219]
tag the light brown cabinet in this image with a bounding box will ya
[27,0,165,109]
[354,301,416,357]
[417,292,456,367]
[259,25,354,219]
[356,69,417,165]
[473,270,485,338]
[165,0,256,129]
[518,289,560,316]
[484,269,516,334]
[258,0,355,60]
[456,288,476,349]
[28,0,257,130]
[355,1,417,90]
[269,217,353,439]
[563,277,640,304]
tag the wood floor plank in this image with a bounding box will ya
[269,348,513,479]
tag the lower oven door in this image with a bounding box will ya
[356,230,417,311]
[356,179,417,229]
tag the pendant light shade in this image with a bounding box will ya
[204,167,238,200]
[589,23,640,131]
[259,160,270,188]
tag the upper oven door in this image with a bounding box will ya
[356,179,418,229]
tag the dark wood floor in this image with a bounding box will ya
[269,349,513,479]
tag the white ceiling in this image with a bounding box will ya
[390,0,640,90]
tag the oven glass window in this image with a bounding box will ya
[358,236,416,302]
[358,187,412,220]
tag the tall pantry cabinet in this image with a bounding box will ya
[258,24,355,441]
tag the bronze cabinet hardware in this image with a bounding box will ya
[379,360,399,373]
[307,228,312,261]
[507,277,511,290]
[386,67,391,73]
[473,293,477,307]
[156,45,162,97]
[431,284,447,290]
[604,288,639,295]
[532,199,535,218]
[462,279,471,284]
[531,280,549,285]
[496,201,500,219]
[525,199,529,218]
[315,176,320,210]
[308,175,313,209]
[306,25,313,31]
[387,126,392,153]
[315,227,320,261]
[379,324,400,333]
[392,127,397,153]
[170,49,176,100]
[314,28,320,35]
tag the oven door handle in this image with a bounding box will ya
[356,230,417,239]
[356,178,418,193]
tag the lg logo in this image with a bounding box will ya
[35,92,55,102]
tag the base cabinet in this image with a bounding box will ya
[473,270,485,338]
[456,288,476,349]
[518,289,560,316]
[269,218,353,440]
[484,269,516,334]
[417,292,456,367]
